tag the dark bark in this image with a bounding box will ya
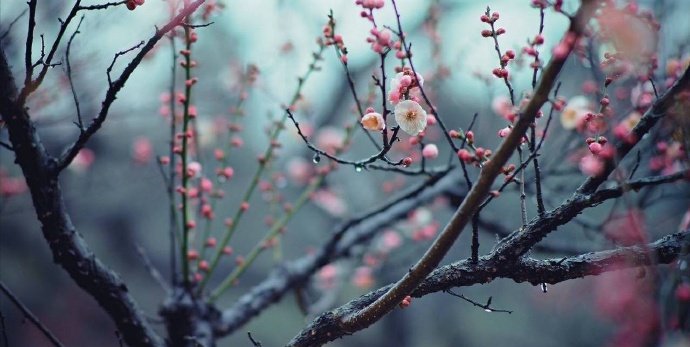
[288,231,690,346]
[160,289,219,347]
[0,48,164,347]
[0,2,205,346]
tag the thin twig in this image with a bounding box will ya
[628,150,641,180]
[180,22,215,29]
[0,281,65,347]
[326,10,381,151]
[78,1,127,10]
[248,332,263,347]
[445,289,513,314]
[532,82,562,216]
[286,109,404,168]
[65,16,85,130]
[134,244,172,294]
[106,41,145,87]
[23,0,37,92]
[0,308,9,347]
[486,6,515,105]
[54,0,206,174]
[0,141,13,151]
[0,8,28,41]
[20,0,81,104]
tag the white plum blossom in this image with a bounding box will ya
[394,100,427,135]
[560,95,591,130]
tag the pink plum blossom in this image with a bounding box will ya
[353,266,374,289]
[316,127,345,154]
[312,189,347,216]
[132,137,153,164]
[579,154,605,176]
[286,157,313,185]
[70,148,95,173]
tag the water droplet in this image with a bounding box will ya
[312,154,321,164]
[355,165,363,172]
[484,308,492,313]
[540,283,548,293]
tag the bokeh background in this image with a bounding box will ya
[1,0,689,346]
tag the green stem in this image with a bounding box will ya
[209,177,321,301]
[180,26,194,285]
[197,44,326,292]
[208,101,362,300]
[199,98,247,261]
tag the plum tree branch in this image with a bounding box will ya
[2,37,166,347]
[0,1,205,346]
[288,230,689,346]
[577,63,690,194]
[54,0,206,174]
[491,62,690,261]
[290,166,682,346]
[335,0,598,336]
[213,169,457,336]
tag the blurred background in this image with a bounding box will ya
[1,0,689,346]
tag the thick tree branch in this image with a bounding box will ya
[214,169,458,336]
[490,64,690,260]
[577,64,690,194]
[492,170,688,261]
[0,2,205,347]
[419,231,690,294]
[0,48,164,347]
[286,164,685,346]
[288,231,690,346]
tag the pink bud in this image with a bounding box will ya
[449,129,460,138]
[534,34,544,45]
[426,114,437,126]
[457,149,473,162]
[402,157,413,167]
[422,144,439,159]
[588,142,603,155]
[205,237,217,248]
[240,201,250,212]
[214,149,225,161]
[198,260,210,272]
